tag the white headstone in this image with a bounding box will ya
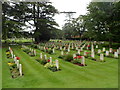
[91,51,95,58]
[84,51,87,56]
[73,54,76,59]
[103,47,105,52]
[19,64,22,76]
[96,45,98,48]
[80,48,83,51]
[114,52,118,58]
[40,53,42,59]
[109,48,112,53]
[17,60,19,68]
[55,60,59,70]
[98,49,101,54]
[81,56,85,66]
[61,51,64,55]
[100,54,104,61]
[106,51,109,56]
[50,57,52,64]
[44,55,47,60]
[68,48,70,52]
[78,49,80,54]
[34,50,36,56]
[52,49,55,53]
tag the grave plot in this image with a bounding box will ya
[21,45,61,72]
[6,47,23,78]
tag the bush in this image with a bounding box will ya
[64,54,73,62]
[71,60,81,64]
[48,66,57,72]
[40,59,47,65]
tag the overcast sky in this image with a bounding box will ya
[50,0,91,29]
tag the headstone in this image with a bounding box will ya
[114,52,118,58]
[100,54,104,61]
[44,55,47,60]
[52,49,55,53]
[98,49,101,54]
[84,51,87,56]
[81,56,85,66]
[16,60,19,68]
[34,50,36,56]
[50,57,52,64]
[80,47,83,51]
[103,47,105,52]
[91,51,95,58]
[78,49,80,54]
[96,45,98,48]
[60,46,62,50]
[106,51,109,56]
[55,60,59,70]
[14,57,17,63]
[61,51,64,55]
[109,48,112,53]
[68,48,70,52]
[73,54,76,59]
[40,53,42,59]
[19,64,22,76]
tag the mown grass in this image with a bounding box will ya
[2,45,118,88]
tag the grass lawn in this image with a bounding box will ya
[2,45,118,88]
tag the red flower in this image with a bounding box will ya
[86,52,89,54]
[87,45,90,47]
[77,56,82,59]
[74,57,77,59]
[16,57,20,60]
[46,48,48,49]
[48,59,50,62]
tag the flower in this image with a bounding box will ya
[87,45,90,47]
[86,52,89,54]
[6,52,10,55]
[46,48,48,49]
[74,56,82,59]
[16,57,20,60]
[48,59,50,62]
[77,56,82,59]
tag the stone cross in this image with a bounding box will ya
[100,54,104,61]
[19,64,22,76]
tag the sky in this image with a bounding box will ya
[50,0,91,29]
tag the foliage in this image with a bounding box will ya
[64,54,73,62]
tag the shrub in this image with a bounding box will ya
[71,60,81,64]
[64,54,73,62]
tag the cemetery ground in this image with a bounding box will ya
[2,41,119,88]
